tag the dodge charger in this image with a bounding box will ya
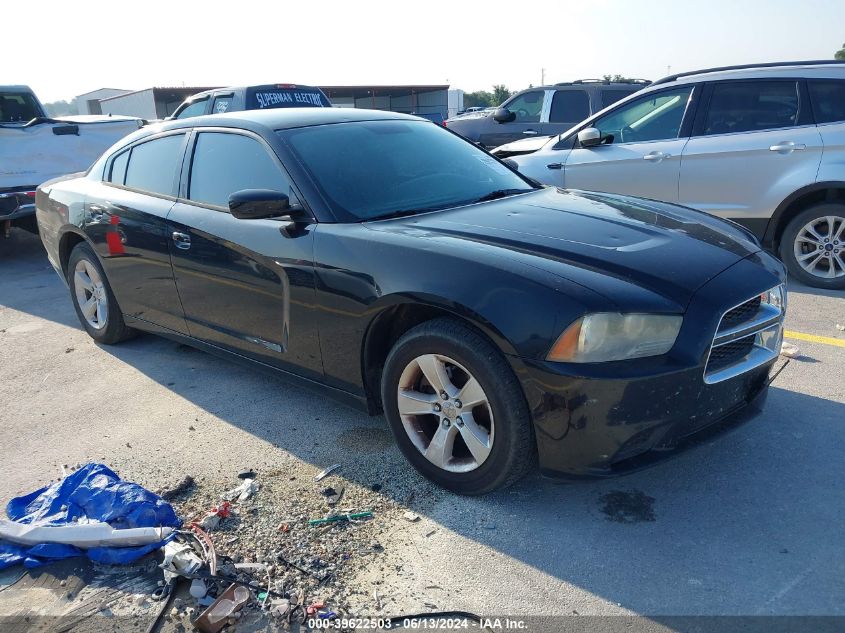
[36,108,786,495]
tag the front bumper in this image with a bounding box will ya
[516,356,774,478]
[0,191,36,221]
[516,250,786,478]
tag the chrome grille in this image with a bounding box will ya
[704,288,785,384]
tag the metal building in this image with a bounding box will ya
[98,87,218,120]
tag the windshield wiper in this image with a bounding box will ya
[471,188,533,203]
[366,205,450,221]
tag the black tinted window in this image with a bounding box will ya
[601,88,637,108]
[0,91,41,122]
[124,134,184,196]
[175,98,208,119]
[703,81,799,135]
[549,90,590,124]
[189,133,287,208]
[109,150,129,184]
[808,80,845,124]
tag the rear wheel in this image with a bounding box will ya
[381,318,535,495]
[780,204,845,289]
[67,242,135,344]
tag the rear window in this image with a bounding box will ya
[702,81,799,135]
[0,91,42,122]
[808,80,845,124]
[549,90,590,124]
[246,87,330,109]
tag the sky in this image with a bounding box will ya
[10,0,845,103]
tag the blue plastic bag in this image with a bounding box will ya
[0,463,180,570]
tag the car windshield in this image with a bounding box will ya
[279,120,534,221]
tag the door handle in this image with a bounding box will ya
[769,142,806,153]
[171,231,191,250]
[522,130,538,135]
[546,163,563,170]
[643,151,670,162]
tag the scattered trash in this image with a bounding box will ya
[424,529,437,538]
[160,475,195,501]
[197,502,232,532]
[374,589,382,610]
[322,486,345,506]
[308,511,374,526]
[836,324,845,331]
[194,584,250,633]
[780,341,801,358]
[160,540,203,583]
[237,469,257,480]
[190,578,208,599]
[314,464,341,482]
[402,511,420,523]
[269,598,290,618]
[370,483,382,492]
[222,478,258,502]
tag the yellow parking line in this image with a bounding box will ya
[784,330,845,348]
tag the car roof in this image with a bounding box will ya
[651,60,845,86]
[147,107,423,135]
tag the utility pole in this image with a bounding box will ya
[541,68,546,85]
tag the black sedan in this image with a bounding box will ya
[36,108,786,495]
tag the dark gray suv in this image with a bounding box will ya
[445,80,648,148]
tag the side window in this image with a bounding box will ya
[124,134,185,196]
[174,98,208,119]
[504,91,544,123]
[212,95,233,114]
[188,133,289,209]
[549,90,589,124]
[592,86,693,144]
[108,149,129,184]
[702,81,799,135]
[808,80,845,124]
[600,88,637,108]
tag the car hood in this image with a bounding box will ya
[490,135,554,155]
[367,188,762,309]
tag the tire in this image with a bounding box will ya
[67,242,136,344]
[779,204,845,290]
[381,317,535,495]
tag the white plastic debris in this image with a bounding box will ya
[314,464,341,482]
[190,578,208,599]
[160,540,203,583]
[0,518,173,549]
[836,324,845,331]
[222,478,259,502]
[402,511,420,522]
[780,341,801,358]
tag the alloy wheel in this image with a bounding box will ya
[793,215,845,279]
[396,353,494,473]
[73,259,108,330]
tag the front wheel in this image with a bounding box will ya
[67,242,135,344]
[780,204,845,289]
[381,318,535,495]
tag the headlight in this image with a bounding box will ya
[547,313,683,363]
[761,284,786,312]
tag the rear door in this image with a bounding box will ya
[679,80,823,229]
[539,88,590,136]
[167,129,322,377]
[558,85,695,201]
[86,132,189,334]
[479,89,547,148]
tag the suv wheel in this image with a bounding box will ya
[381,317,535,495]
[780,204,845,290]
[67,242,136,344]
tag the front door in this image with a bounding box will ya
[479,90,547,148]
[560,86,695,202]
[167,130,322,377]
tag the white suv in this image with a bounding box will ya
[507,61,845,289]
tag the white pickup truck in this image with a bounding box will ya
[0,85,144,237]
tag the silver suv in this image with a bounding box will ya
[508,61,845,289]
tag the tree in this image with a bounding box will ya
[491,85,513,105]
[43,98,78,117]
[835,42,845,60]
[463,90,494,109]
[602,74,638,82]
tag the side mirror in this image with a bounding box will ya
[577,127,602,148]
[229,189,292,220]
[493,107,516,123]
